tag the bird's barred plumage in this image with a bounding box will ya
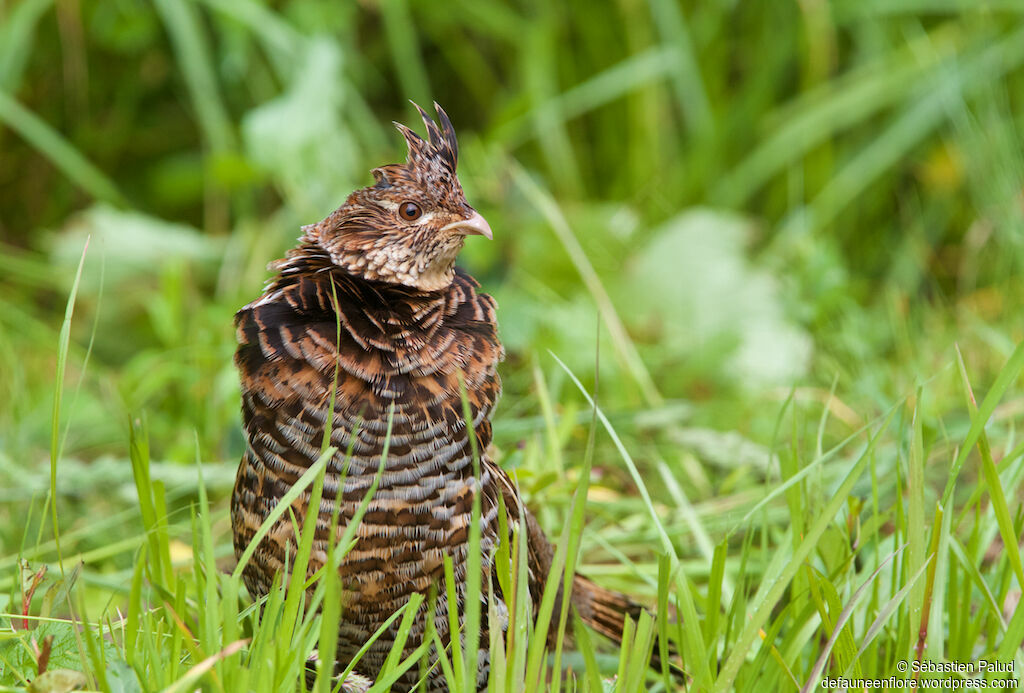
[231,103,663,691]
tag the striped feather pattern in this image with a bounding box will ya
[232,247,505,690]
[231,104,670,692]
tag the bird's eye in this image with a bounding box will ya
[399,201,422,221]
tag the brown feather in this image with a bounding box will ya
[231,104,674,692]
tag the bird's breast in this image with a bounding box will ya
[234,268,503,511]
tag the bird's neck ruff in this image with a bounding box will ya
[260,241,456,345]
[270,241,444,296]
[300,214,467,292]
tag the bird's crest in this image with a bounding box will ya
[393,101,459,176]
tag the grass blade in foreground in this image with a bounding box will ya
[954,345,1024,589]
[231,447,335,581]
[552,352,710,688]
[713,407,897,692]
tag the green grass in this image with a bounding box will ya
[3,0,1024,690]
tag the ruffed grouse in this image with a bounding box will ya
[231,103,654,691]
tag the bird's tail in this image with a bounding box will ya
[570,574,680,678]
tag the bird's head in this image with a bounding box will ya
[304,102,492,292]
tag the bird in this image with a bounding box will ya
[230,102,663,691]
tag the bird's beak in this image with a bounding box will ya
[442,211,493,240]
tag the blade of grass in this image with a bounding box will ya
[199,0,301,80]
[656,552,674,691]
[521,16,583,197]
[713,407,897,692]
[800,543,905,692]
[550,319,602,692]
[515,165,661,406]
[788,25,1024,236]
[378,593,424,677]
[703,541,726,670]
[367,640,432,693]
[711,32,952,206]
[622,610,656,693]
[551,352,713,689]
[947,537,1004,629]
[734,401,902,533]
[486,580,507,693]
[842,557,932,678]
[442,555,465,691]
[193,440,220,673]
[656,457,724,595]
[278,450,328,662]
[378,0,432,106]
[316,444,346,693]
[160,639,248,693]
[994,590,1024,673]
[0,0,53,91]
[76,590,106,690]
[913,504,944,675]
[646,0,712,133]
[152,0,234,154]
[457,374,483,691]
[906,391,928,634]
[0,94,126,205]
[124,544,146,668]
[37,235,96,691]
[232,447,335,581]
[498,45,680,149]
[954,345,1024,588]
[46,235,90,566]
[334,599,421,689]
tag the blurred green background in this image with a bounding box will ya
[1,0,1023,572]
